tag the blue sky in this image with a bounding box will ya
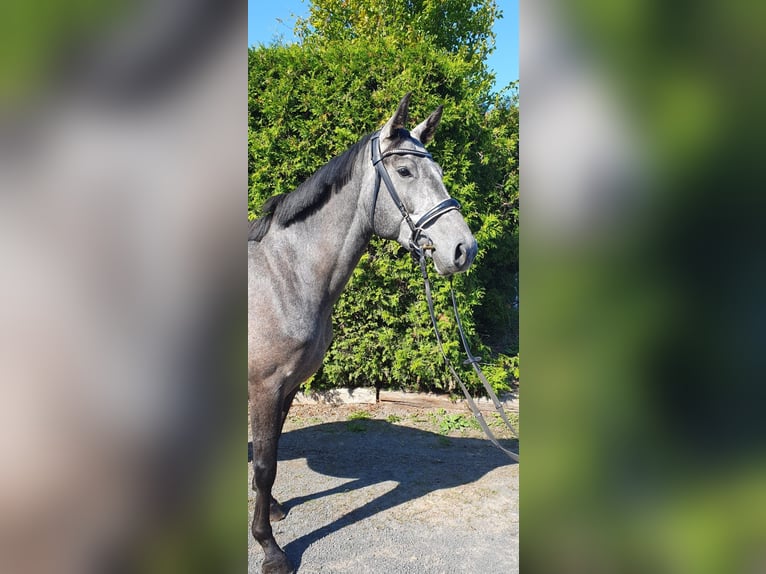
[247,0,518,90]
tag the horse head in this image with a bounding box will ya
[370,93,478,276]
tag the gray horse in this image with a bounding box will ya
[248,93,478,574]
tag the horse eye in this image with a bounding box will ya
[397,167,412,177]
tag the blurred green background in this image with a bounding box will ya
[522,1,766,572]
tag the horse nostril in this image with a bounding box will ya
[454,243,467,266]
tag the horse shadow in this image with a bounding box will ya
[249,419,517,571]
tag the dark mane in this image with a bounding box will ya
[248,134,373,242]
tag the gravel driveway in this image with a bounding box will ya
[248,403,519,573]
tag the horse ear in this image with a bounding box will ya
[411,105,443,145]
[381,92,412,140]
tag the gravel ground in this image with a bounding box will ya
[248,403,519,573]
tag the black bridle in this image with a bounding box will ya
[369,131,519,462]
[369,131,461,257]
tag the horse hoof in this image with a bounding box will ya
[262,556,294,574]
[269,499,287,522]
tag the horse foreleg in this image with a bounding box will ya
[279,387,300,433]
[268,387,299,522]
[251,387,299,523]
[251,392,294,574]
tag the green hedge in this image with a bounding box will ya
[248,2,518,395]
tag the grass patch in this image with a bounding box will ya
[427,408,447,427]
[347,410,372,421]
[425,409,479,435]
[346,410,372,432]
[409,413,429,424]
[346,420,368,433]
[438,413,479,435]
[386,414,402,424]
[488,412,519,433]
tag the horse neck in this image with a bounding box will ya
[276,165,375,311]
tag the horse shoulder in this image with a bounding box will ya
[248,241,334,384]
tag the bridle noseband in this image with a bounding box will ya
[369,131,461,257]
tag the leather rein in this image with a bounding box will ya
[369,132,519,462]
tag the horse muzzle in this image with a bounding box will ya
[424,234,477,276]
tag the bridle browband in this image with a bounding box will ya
[369,130,519,462]
[369,131,460,256]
